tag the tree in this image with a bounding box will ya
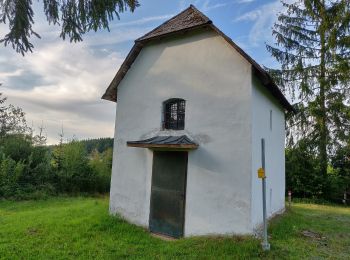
[53,141,93,192]
[285,139,322,197]
[332,143,350,203]
[0,93,30,137]
[0,0,139,55]
[32,121,47,146]
[89,147,113,192]
[0,134,52,198]
[266,0,350,181]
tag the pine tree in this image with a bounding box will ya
[0,0,139,55]
[33,121,47,146]
[266,0,350,187]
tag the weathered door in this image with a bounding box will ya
[149,151,187,238]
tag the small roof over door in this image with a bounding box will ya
[127,135,198,150]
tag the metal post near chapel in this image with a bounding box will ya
[260,138,270,251]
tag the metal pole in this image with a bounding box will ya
[288,190,292,208]
[261,138,270,251]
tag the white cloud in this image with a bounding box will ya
[85,27,150,47]
[0,69,24,78]
[235,0,255,3]
[2,38,122,144]
[234,9,263,22]
[234,0,290,47]
[235,9,261,22]
[202,1,228,12]
[112,14,174,28]
[180,0,252,12]
[179,0,229,12]
[178,0,195,10]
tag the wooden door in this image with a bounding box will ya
[149,151,188,238]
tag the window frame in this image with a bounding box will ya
[162,98,186,130]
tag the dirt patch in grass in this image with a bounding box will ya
[301,230,325,240]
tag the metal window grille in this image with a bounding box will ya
[164,99,185,130]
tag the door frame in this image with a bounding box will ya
[148,151,188,238]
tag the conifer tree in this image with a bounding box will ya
[0,0,139,55]
[266,0,350,184]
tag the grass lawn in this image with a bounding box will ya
[0,197,349,259]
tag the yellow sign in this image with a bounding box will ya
[258,168,265,178]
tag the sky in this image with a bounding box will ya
[0,0,289,144]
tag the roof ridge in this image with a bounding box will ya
[135,7,191,41]
[188,4,212,25]
[136,5,211,42]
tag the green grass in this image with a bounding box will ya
[0,197,349,259]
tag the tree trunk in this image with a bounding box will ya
[319,1,328,184]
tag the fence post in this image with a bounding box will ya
[261,138,270,251]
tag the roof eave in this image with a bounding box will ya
[101,43,143,102]
[209,24,295,113]
[127,142,199,150]
[252,67,295,113]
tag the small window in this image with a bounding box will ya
[163,99,185,130]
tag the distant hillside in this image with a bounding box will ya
[79,138,114,153]
[49,137,114,154]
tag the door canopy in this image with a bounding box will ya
[127,135,198,150]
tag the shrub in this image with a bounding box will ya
[89,148,112,193]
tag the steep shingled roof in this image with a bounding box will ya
[102,5,294,112]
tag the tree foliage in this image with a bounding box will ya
[0,133,113,199]
[332,143,350,198]
[0,93,112,199]
[286,139,323,197]
[0,93,30,137]
[0,0,139,55]
[53,141,93,193]
[267,0,350,181]
[89,147,113,192]
[0,134,52,198]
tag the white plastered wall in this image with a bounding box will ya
[251,76,286,230]
[110,28,255,236]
